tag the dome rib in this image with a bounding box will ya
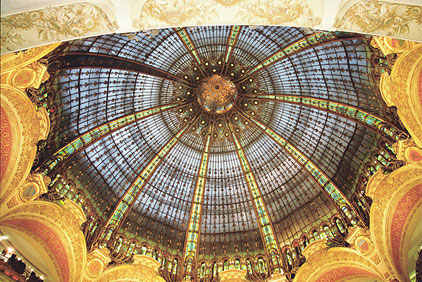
[100,113,200,242]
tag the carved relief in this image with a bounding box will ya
[230,0,320,27]
[294,247,383,282]
[219,269,248,281]
[135,0,320,29]
[380,44,422,147]
[84,248,112,281]
[367,163,422,281]
[0,86,48,207]
[335,1,422,41]
[93,255,165,282]
[1,43,61,71]
[0,200,87,282]
[8,61,49,89]
[0,44,56,212]
[1,3,118,53]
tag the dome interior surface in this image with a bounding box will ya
[38,25,390,261]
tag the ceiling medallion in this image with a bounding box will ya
[197,74,238,114]
[171,59,265,143]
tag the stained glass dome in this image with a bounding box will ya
[35,25,404,280]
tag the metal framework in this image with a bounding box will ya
[222,25,242,74]
[182,121,213,280]
[101,114,200,242]
[37,26,399,280]
[42,103,184,174]
[174,27,207,77]
[227,120,283,273]
[235,32,360,83]
[244,94,400,141]
[57,52,196,88]
[240,110,356,218]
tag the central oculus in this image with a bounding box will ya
[197,74,238,114]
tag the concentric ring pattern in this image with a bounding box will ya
[39,26,389,268]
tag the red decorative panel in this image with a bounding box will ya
[0,106,12,182]
[315,267,377,282]
[409,149,422,162]
[419,67,422,105]
[2,218,70,282]
[390,184,422,275]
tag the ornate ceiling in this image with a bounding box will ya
[32,25,407,279]
[1,0,422,54]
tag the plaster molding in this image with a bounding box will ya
[219,269,248,281]
[1,0,421,54]
[380,44,422,147]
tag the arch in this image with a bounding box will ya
[0,224,61,281]
[0,94,22,198]
[1,44,56,213]
[380,44,422,147]
[93,255,165,282]
[299,234,309,251]
[368,162,422,281]
[0,200,87,282]
[294,246,384,282]
[0,86,50,211]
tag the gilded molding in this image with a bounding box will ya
[93,255,165,282]
[393,138,422,165]
[380,44,422,147]
[372,36,417,56]
[0,200,88,282]
[8,173,51,208]
[367,163,422,280]
[0,44,56,211]
[0,86,50,208]
[267,273,289,282]
[0,43,61,72]
[0,223,62,282]
[84,248,112,281]
[219,269,248,281]
[294,247,383,282]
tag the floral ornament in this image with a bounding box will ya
[1,3,118,53]
[335,1,422,37]
[407,6,422,25]
[136,0,218,29]
[235,0,320,27]
[0,29,25,51]
[213,0,245,7]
